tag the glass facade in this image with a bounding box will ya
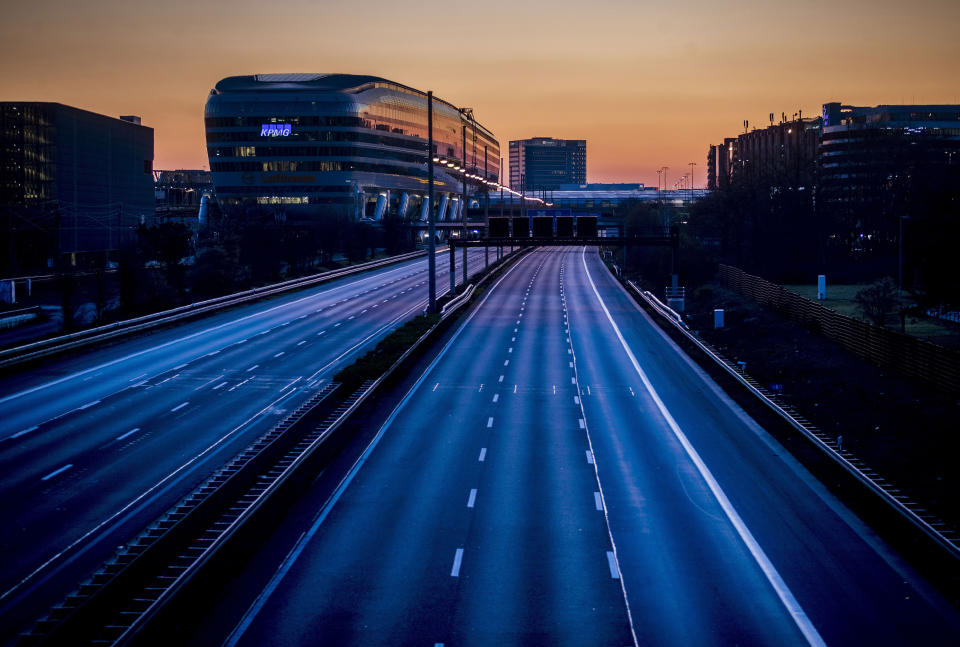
[205,74,500,222]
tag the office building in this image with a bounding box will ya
[509,137,586,191]
[1,102,154,270]
[205,74,499,225]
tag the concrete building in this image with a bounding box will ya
[509,137,586,191]
[1,102,154,271]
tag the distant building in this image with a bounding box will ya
[509,137,586,191]
[819,101,960,208]
[205,74,499,227]
[0,102,154,270]
[154,169,213,211]
[708,118,820,192]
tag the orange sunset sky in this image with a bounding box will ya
[2,0,958,188]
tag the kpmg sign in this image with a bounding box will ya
[260,123,292,137]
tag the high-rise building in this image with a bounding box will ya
[1,102,154,271]
[509,137,586,191]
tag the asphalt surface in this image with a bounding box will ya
[210,247,960,646]
[0,246,496,640]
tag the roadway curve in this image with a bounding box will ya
[208,247,960,646]
[0,247,494,640]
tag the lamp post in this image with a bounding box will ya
[427,91,436,314]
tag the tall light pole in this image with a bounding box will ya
[427,91,436,314]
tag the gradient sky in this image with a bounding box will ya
[3,0,958,188]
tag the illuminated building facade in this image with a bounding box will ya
[508,137,586,191]
[205,74,500,225]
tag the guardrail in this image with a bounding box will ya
[718,265,960,393]
[0,250,429,371]
[626,279,960,562]
[20,245,530,645]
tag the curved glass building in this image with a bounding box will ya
[205,74,500,225]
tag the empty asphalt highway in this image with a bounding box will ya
[0,247,492,639]
[211,247,960,646]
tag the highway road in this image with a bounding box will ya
[209,247,960,646]
[0,246,493,639]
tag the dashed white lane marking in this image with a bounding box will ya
[467,489,477,508]
[433,382,439,392]
[629,387,635,396]
[170,402,189,412]
[594,491,603,510]
[586,450,595,464]
[78,400,100,410]
[504,360,510,366]
[570,377,576,385]
[578,418,586,429]
[129,373,147,382]
[492,394,499,403]
[486,417,494,428]
[212,382,227,390]
[511,337,515,342]
[317,331,326,336]
[568,348,572,354]
[297,340,307,346]
[11,425,38,439]
[516,320,520,325]
[569,361,573,367]
[361,309,368,314]
[478,448,487,462]
[451,549,464,577]
[117,427,140,441]
[606,551,621,579]
[498,375,504,383]
[513,384,517,394]
[347,316,355,320]
[508,347,513,353]
[580,247,825,647]
[478,384,484,392]
[41,464,73,482]
[237,339,248,344]
[246,364,259,372]
[273,352,285,358]
[206,349,221,356]
[574,396,580,405]
[334,322,342,327]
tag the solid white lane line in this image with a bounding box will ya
[467,489,477,508]
[581,248,825,647]
[41,464,73,482]
[586,450,594,464]
[246,364,258,372]
[129,373,147,382]
[273,352,285,358]
[594,491,603,510]
[78,400,100,410]
[170,402,189,412]
[297,340,307,346]
[174,363,188,370]
[237,339,248,344]
[11,426,39,440]
[117,427,140,441]
[492,394,499,403]
[479,448,487,462]
[606,551,621,579]
[579,418,586,429]
[486,417,494,428]
[212,382,227,390]
[451,549,464,577]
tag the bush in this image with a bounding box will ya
[855,277,898,326]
